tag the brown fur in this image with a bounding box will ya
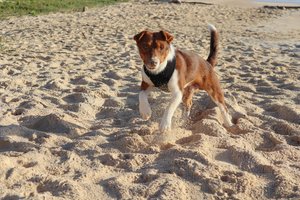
[175,49,228,112]
[141,81,149,91]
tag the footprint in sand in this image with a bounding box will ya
[0,136,38,153]
[12,100,45,116]
[33,178,74,197]
[256,131,284,152]
[1,195,24,200]
[270,120,299,136]
[287,135,300,147]
[228,145,274,174]
[264,103,300,124]
[70,76,94,85]
[63,93,87,104]
[44,79,69,90]
[20,114,84,137]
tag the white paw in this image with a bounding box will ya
[159,118,171,133]
[224,120,234,128]
[139,104,152,120]
[184,107,191,118]
[223,114,233,127]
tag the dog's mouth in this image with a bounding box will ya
[146,65,156,70]
[145,60,160,71]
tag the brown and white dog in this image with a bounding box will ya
[134,24,233,132]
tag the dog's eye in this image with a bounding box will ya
[160,45,165,50]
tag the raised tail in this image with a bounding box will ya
[207,24,219,67]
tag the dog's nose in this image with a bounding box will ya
[150,60,156,66]
[150,58,159,66]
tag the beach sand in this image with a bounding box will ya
[0,1,300,199]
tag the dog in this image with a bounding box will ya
[133,24,233,132]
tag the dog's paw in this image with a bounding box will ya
[224,120,234,128]
[139,104,152,120]
[223,113,234,127]
[141,111,151,120]
[159,118,171,133]
[184,107,191,118]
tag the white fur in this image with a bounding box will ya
[141,68,154,86]
[208,23,217,32]
[146,45,175,75]
[159,69,183,132]
[139,87,152,120]
[215,101,233,127]
[139,66,154,121]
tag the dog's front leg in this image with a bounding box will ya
[160,91,182,132]
[160,70,183,132]
[139,81,152,120]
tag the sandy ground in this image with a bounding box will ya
[0,1,300,199]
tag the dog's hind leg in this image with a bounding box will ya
[182,85,195,117]
[206,85,233,127]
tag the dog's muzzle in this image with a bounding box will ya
[146,57,160,70]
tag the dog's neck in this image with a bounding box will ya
[143,46,176,88]
[147,45,176,75]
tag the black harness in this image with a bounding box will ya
[143,57,176,89]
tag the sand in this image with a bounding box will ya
[0,1,300,199]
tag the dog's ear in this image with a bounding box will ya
[160,31,173,43]
[134,31,147,42]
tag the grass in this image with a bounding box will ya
[0,36,4,52]
[0,0,125,19]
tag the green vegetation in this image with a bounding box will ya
[0,0,125,19]
[0,36,3,51]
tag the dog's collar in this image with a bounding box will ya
[143,56,176,88]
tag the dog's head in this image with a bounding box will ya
[134,30,174,72]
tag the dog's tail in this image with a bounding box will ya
[207,24,219,67]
